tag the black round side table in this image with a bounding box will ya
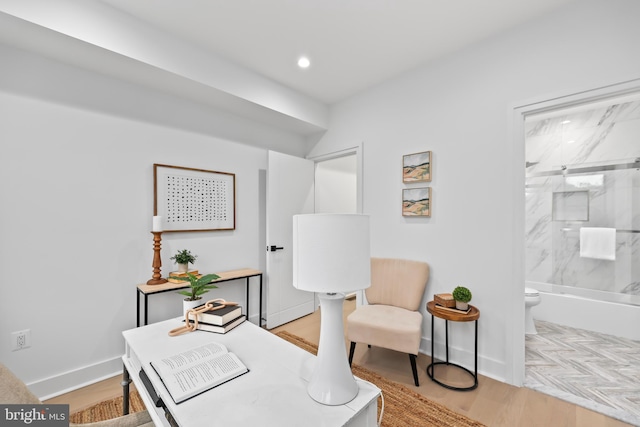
[426,300,480,391]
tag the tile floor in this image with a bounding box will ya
[525,320,640,426]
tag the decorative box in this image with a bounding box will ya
[434,293,456,308]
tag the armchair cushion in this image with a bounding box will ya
[347,304,423,355]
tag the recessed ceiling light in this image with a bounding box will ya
[298,56,310,69]
[561,120,571,124]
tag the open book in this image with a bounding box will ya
[151,342,249,404]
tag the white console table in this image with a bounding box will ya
[122,318,380,427]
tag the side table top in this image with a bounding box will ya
[137,268,261,295]
[426,300,480,322]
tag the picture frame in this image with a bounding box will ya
[154,164,236,232]
[402,187,431,217]
[403,151,431,182]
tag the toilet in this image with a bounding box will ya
[525,288,541,334]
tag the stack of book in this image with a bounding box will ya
[167,270,201,283]
[186,301,246,334]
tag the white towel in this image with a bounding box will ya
[579,227,616,261]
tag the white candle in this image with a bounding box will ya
[152,216,162,232]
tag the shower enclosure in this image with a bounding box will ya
[524,93,640,339]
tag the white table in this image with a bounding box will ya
[122,318,380,426]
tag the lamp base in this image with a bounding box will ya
[307,293,358,406]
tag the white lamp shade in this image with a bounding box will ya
[293,214,371,293]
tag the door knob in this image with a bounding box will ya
[268,245,284,252]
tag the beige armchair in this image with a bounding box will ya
[0,363,153,427]
[347,257,430,386]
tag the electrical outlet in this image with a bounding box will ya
[11,329,31,351]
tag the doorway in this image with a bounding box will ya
[310,144,363,215]
[265,145,363,329]
[314,154,358,214]
[513,79,640,424]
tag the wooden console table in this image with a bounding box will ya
[136,268,262,327]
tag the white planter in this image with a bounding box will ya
[183,298,204,316]
[455,301,469,311]
[177,263,189,273]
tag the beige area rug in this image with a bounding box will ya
[71,331,485,427]
[276,331,485,427]
[69,390,145,424]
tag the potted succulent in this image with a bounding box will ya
[452,286,472,311]
[170,249,197,273]
[174,272,221,314]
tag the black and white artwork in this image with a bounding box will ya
[154,164,235,231]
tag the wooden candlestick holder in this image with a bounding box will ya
[147,231,168,285]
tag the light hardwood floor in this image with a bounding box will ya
[46,299,632,426]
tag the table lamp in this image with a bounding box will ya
[293,213,371,405]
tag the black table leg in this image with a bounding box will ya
[246,277,250,324]
[136,289,140,328]
[474,319,478,381]
[428,313,434,380]
[259,274,263,327]
[144,293,149,326]
[122,363,131,415]
[445,320,449,363]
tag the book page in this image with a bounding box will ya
[151,342,248,403]
[155,342,227,372]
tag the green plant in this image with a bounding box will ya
[452,286,472,303]
[170,249,197,265]
[175,273,221,301]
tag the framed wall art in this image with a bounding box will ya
[403,151,431,182]
[402,187,431,217]
[154,164,236,232]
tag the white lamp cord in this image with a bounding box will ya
[378,391,385,427]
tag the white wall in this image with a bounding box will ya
[309,0,640,383]
[0,46,272,398]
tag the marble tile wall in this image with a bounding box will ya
[525,98,640,298]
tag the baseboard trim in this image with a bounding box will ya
[29,357,122,401]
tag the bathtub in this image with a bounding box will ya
[526,281,640,342]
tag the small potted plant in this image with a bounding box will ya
[174,272,221,314]
[452,286,472,311]
[170,249,197,273]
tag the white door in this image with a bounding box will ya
[266,151,315,329]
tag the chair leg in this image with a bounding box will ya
[349,342,356,366]
[409,354,419,387]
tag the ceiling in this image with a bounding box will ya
[100,0,577,105]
